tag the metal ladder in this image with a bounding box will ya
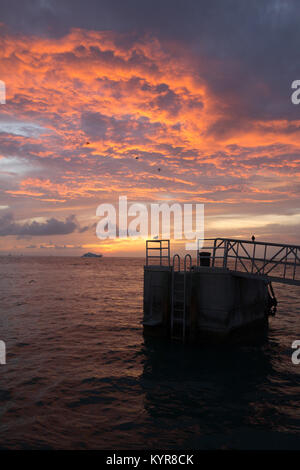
[171,254,192,341]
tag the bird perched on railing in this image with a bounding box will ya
[251,235,255,242]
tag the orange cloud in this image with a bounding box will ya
[1,26,300,251]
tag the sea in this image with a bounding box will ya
[0,256,299,450]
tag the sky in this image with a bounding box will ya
[0,0,300,255]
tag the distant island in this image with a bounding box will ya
[81,252,103,258]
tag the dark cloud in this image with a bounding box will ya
[1,0,299,123]
[149,87,181,116]
[0,212,79,236]
[81,112,163,143]
[78,225,90,233]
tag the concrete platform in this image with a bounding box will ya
[143,265,271,342]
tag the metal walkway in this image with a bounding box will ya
[197,238,300,286]
[145,237,300,286]
[144,237,300,342]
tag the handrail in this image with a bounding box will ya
[173,254,181,272]
[146,239,170,266]
[145,238,300,285]
[198,237,300,250]
[197,238,300,285]
[184,254,192,272]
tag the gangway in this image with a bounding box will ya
[197,238,300,286]
[143,238,299,342]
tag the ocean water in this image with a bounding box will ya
[0,256,299,450]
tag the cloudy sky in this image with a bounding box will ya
[0,0,300,255]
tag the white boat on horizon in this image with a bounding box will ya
[81,252,103,258]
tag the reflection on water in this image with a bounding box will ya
[0,256,299,449]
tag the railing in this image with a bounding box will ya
[145,238,300,285]
[184,254,192,272]
[197,238,300,286]
[146,239,170,267]
[172,254,180,271]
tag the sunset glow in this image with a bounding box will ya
[1,4,300,255]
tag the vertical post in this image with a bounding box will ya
[263,244,267,274]
[235,242,239,271]
[171,262,174,334]
[293,248,297,280]
[212,239,217,267]
[283,246,288,279]
[223,240,228,269]
[160,240,162,266]
[251,242,256,273]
